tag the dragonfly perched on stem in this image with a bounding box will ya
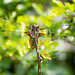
[25,24,45,75]
[25,24,45,49]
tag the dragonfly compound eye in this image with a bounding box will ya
[32,24,39,28]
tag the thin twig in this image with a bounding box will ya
[63,15,75,19]
[33,26,41,75]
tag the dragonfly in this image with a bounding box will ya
[25,24,45,49]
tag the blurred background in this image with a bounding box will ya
[0,0,75,75]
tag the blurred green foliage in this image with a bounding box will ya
[0,0,75,75]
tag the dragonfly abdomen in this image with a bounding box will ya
[29,37,38,49]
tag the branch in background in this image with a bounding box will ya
[63,15,75,19]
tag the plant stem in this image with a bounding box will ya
[33,26,41,75]
[63,15,75,19]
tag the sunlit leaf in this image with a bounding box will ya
[0,55,2,60]
[40,50,51,60]
[32,3,43,15]
[49,41,60,47]
[65,2,74,11]
[53,0,64,8]
[73,0,75,3]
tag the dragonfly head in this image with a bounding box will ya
[32,24,39,30]
[31,24,39,37]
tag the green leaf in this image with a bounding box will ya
[40,50,51,60]
[73,0,75,3]
[0,55,2,60]
[32,3,43,15]
[65,2,74,12]
[53,0,64,8]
